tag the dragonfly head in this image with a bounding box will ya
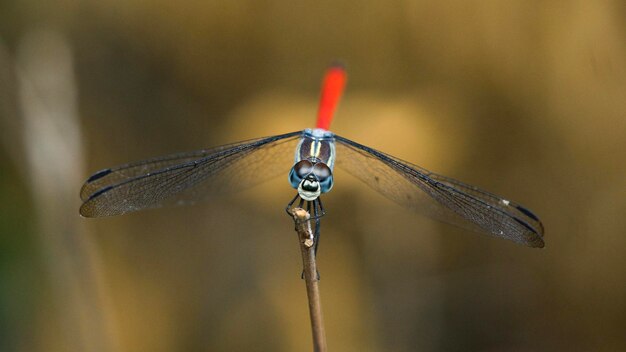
[298,174,321,201]
[289,159,333,201]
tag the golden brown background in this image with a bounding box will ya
[1,1,625,351]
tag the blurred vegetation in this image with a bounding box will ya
[1,1,626,351]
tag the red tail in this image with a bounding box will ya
[316,64,347,130]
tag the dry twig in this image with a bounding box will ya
[290,208,327,352]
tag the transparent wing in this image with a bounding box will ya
[80,131,302,217]
[334,135,544,247]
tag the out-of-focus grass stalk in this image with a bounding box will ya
[8,30,119,352]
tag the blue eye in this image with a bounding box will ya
[313,163,332,181]
[294,160,314,178]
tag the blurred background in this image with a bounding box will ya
[1,1,625,351]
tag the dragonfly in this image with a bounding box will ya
[80,65,545,249]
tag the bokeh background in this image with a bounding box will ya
[1,1,625,351]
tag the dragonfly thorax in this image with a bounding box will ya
[288,129,336,201]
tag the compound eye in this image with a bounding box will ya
[293,160,314,178]
[312,163,332,181]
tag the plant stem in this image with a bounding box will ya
[291,208,327,352]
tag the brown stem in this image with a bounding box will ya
[291,208,328,352]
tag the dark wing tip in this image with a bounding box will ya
[87,185,113,201]
[514,204,541,222]
[79,202,94,217]
[79,204,92,217]
[86,168,112,183]
[79,185,113,217]
[513,204,545,236]
[527,233,545,248]
[512,217,545,248]
[80,169,113,201]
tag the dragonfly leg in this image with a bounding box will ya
[285,193,325,221]
[284,192,300,215]
[312,199,322,256]
[311,199,322,280]
[284,193,308,219]
[317,196,326,217]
